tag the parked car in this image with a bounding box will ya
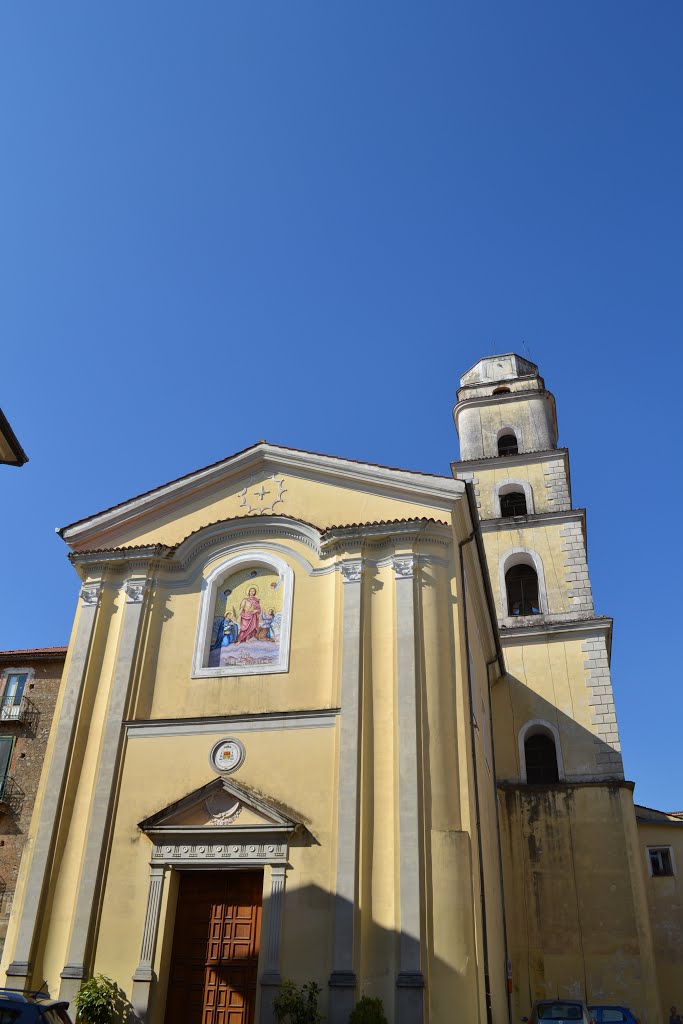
[0,989,72,1023]
[588,1007,640,1024]
[522,1000,596,1023]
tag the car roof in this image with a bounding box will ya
[0,989,69,1008]
[535,1000,586,1005]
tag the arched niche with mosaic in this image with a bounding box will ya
[193,551,294,678]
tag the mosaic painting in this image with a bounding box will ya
[207,566,285,669]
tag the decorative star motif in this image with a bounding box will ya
[239,473,286,515]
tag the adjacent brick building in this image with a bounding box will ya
[0,647,66,954]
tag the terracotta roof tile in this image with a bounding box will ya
[69,515,452,560]
[0,646,67,658]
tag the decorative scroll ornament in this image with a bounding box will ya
[392,556,415,579]
[124,578,148,603]
[79,583,102,606]
[340,559,363,583]
[238,474,286,516]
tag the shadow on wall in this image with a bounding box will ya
[30,883,487,1024]
[494,674,656,1023]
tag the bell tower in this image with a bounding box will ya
[451,354,662,1017]
[450,352,663,1015]
[452,352,620,774]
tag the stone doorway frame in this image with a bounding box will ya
[133,781,300,1023]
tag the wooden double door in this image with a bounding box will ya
[165,871,263,1024]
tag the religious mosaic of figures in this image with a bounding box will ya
[208,566,284,669]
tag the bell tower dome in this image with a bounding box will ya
[453,353,558,461]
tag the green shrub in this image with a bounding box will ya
[74,975,120,1024]
[272,979,322,1024]
[349,996,388,1024]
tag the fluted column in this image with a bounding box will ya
[7,583,101,986]
[60,575,149,1003]
[131,865,166,1021]
[393,555,424,1024]
[328,558,363,1024]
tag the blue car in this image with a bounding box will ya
[588,1007,640,1024]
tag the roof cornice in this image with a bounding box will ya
[499,615,613,647]
[59,442,463,549]
[452,448,569,474]
[68,514,454,574]
[479,508,585,533]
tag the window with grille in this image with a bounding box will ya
[498,434,518,456]
[500,491,527,517]
[505,564,540,615]
[524,733,559,784]
[648,847,673,876]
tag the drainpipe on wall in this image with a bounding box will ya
[486,654,513,1024]
[458,530,493,1024]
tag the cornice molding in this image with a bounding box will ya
[499,615,613,646]
[479,508,586,532]
[452,448,569,474]
[59,443,464,549]
[68,516,455,586]
[453,387,555,421]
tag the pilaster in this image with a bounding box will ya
[392,555,425,1024]
[59,575,150,1002]
[328,558,363,1024]
[260,865,287,1024]
[6,583,102,986]
[131,865,166,1021]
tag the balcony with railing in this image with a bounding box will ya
[0,775,23,815]
[0,695,36,727]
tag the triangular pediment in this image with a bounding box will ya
[59,441,462,551]
[138,776,302,836]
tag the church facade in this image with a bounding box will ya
[1,355,676,1023]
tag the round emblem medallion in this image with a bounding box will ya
[209,737,245,775]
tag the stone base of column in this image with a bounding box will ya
[396,972,424,1024]
[131,975,155,1022]
[58,970,85,1007]
[328,971,357,1024]
[5,961,31,988]
[259,970,282,1024]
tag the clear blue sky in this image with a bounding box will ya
[1,2,680,809]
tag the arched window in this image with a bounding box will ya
[505,564,540,615]
[500,490,527,517]
[193,550,294,678]
[524,733,559,784]
[498,433,518,456]
[493,386,511,395]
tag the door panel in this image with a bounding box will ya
[165,871,262,1024]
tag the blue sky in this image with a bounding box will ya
[1,2,680,808]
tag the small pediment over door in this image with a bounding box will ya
[138,777,304,868]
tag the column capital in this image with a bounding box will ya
[392,555,415,579]
[339,558,363,584]
[124,577,149,604]
[79,582,102,606]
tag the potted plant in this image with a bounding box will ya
[272,979,322,1024]
[74,975,120,1024]
[349,996,388,1024]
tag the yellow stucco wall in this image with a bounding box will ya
[500,784,662,1023]
[637,820,683,1015]
[474,461,552,520]
[492,637,606,781]
[481,521,577,619]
